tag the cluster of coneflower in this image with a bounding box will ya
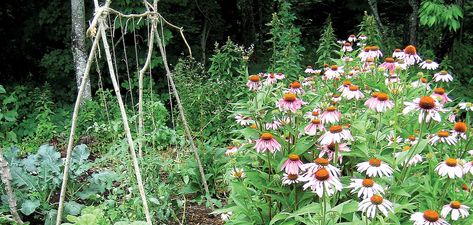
[224,33,473,224]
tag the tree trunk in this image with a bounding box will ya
[408,0,419,45]
[0,149,23,225]
[71,0,92,103]
[367,0,385,35]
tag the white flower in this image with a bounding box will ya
[231,168,246,179]
[435,158,463,179]
[300,168,342,198]
[358,195,393,218]
[235,114,254,126]
[301,158,341,178]
[419,60,439,70]
[347,178,384,199]
[342,85,365,100]
[403,96,446,123]
[441,201,470,221]
[220,212,232,221]
[411,210,450,225]
[319,125,354,145]
[356,158,393,177]
[459,102,473,111]
[429,131,457,146]
[282,173,302,185]
[433,70,453,82]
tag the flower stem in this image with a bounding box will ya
[266,150,272,220]
[399,118,425,183]
[333,143,339,166]
[322,184,326,225]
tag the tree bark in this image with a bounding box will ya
[71,0,92,103]
[367,0,385,35]
[408,0,419,45]
[0,149,23,225]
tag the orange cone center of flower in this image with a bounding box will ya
[454,122,467,133]
[409,135,416,141]
[327,106,337,112]
[343,80,352,86]
[349,85,359,91]
[362,178,374,187]
[434,87,445,95]
[463,183,469,191]
[397,59,405,64]
[437,131,449,137]
[249,75,260,82]
[371,92,380,98]
[227,145,234,149]
[446,158,457,167]
[364,47,370,52]
[270,73,275,78]
[369,158,381,167]
[261,133,273,140]
[439,70,448,75]
[328,143,336,151]
[377,93,388,101]
[421,77,427,83]
[394,48,401,52]
[329,125,343,133]
[366,57,374,62]
[404,45,417,55]
[370,46,379,51]
[233,171,243,178]
[288,174,298,180]
[311,119,321,124]
[423,210,439,222]
[250,124,257,129]
[314,168,330,181]
[312,111,319,116]
[403,145,411,151]
[419,96,435,109]
[331,65,338,71]
[307,66,312,69]
[370,195,383,205]
[315,157,329,166]
[425,59,433,63]
[450,201,461,209]
[288,154,300,161]
[384,57,395,63]
[290,81,301,88]
[344,42,351,46]
[283,93,297,102]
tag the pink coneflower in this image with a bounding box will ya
[448,112,456,122]
[231,168,245,179]
[362,57,375,71]
[235,114,254,126]
[356,158,394,177]
[305,108,321,120]
[320,106,341,124]
[331,94,342,103]
[411,210,449,225]
[368,46,383,58]
[254,133,281,153]
[411,77,431,90]
[385,74,400,86]
[379,57,396,72]
[265,119,282,130]
[325,65,343,79]
[225,145,239,156]
[289,81,304,95]
[358,47,370,61]
[282,173,301,185]
[364,92,380,109]
[435,158,463,179]
[452,122,467,140]
[433,70,453,82]
[304,118,325,136]
[429,130,457,145]
[387,132,403,146]
[358,34,368,40]
[406,135,419,145]
[264,72,284,85]
[337,80,352,93]
[419,59,439,70]
[246,75,261,90]
[319,125,354,145]
[342,85,365,100]
[403,45,422,65]
[276,92,305,113]
[342,42,353,52]
[396,145,423,166]
[348,34,357,42]
[367,92,394,112]
[281,154,303,174]
[395,59,408,70]
[304,65,315,74]
[403,96,446,123]
[319,142,351,163]
[431,87,451,105]
[392,48,404,59]
[300,167,342,197]
[301,157,341,178]
[358,195,394,218]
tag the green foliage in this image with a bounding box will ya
[0,85,20,144]
[266,0,304,79]
[315,17,339,67]
[419,0,463,31]
[358,11,382,47]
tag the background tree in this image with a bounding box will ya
[71,0,91,103]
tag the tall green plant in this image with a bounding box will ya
[419,0,463,31]
[266,0,304,79]
[358,11,382,48]
[315,17,338,67]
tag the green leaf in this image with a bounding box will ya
[0,85,5,94]
[20,199,40,215]
[64,201,85,216]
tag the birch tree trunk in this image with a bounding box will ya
[71,0,92,103]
